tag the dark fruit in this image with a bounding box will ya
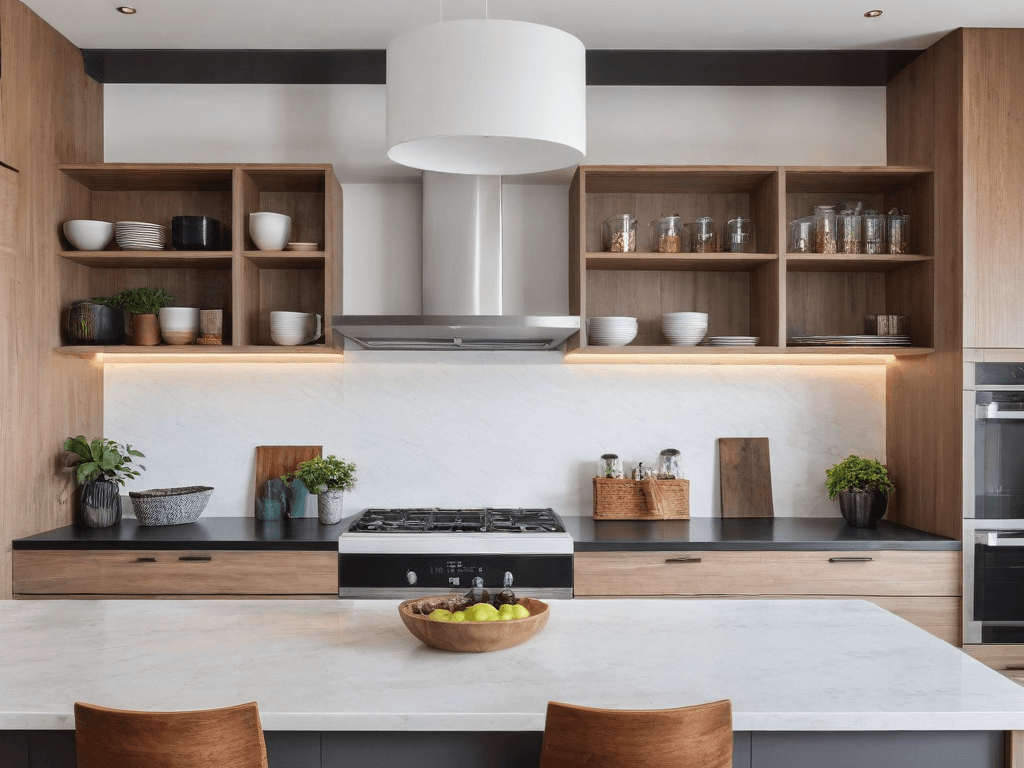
[492,589,517,607]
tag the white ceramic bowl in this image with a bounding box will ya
[63,220,114,251]
[249,212,292,251]
[159,307,200,332]
[663,312,709,322]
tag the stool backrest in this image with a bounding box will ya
[75,701,268,768]
[539,699,732,768]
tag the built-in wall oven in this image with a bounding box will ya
[965,360,1024,643]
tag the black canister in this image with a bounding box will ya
[67,300,126,345]
[171,216,222,251]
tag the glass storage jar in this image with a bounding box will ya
[725,217,754,253]
[656,449,682,480]
[650,215,685,253]
[813,205,838,254]
[863,211,886,254]
[789,217,814,253]
[598,454,624,479]
[688,216,717,253]
[603,214,638,253]
[887,209,909,254]
[837,209,863,254]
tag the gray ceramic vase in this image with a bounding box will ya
[80,479,123,528]
[318,489,345,525]
[838,489,889,529]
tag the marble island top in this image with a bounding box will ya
[0,598,1019,733]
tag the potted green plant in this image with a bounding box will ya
[284,455,356,525]
[825,455,895,529]
[63,436,146,528]
[99,288,175,346]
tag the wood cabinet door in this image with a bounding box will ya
[0,164,18,601]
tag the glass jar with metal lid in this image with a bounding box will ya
[603,214,638,253]
[651,215,685,253]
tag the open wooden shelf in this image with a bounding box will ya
[586,252,777,271]
[56,163,343,361]
[569,165,936,363]
[55,344,343,361]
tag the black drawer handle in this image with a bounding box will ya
[1005,664,1024,671]
[664,557,702,564]
[135,557,156,563]
[828,557,874,563]
[178,556,212,562]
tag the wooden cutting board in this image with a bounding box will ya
[254,445,322,515]
[719,437,774,518]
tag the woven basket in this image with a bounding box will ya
[593,478,689,520]
[129,486,214,526]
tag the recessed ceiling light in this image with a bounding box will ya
[864,9,883,17]
[116,5,137,14]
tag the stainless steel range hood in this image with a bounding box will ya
[333,173,580,351]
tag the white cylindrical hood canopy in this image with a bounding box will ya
[386,19,586,176]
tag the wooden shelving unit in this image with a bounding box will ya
[567,165,934,363]
[53,163,343,361]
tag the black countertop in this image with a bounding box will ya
[564,516,960,551]
[13,515,960,552]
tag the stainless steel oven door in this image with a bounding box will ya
[974,387,1024,519]
[966,528,1024,643]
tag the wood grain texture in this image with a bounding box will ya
[0,0,104,599]
[592,478,689,519]
[572,550,961,598]
[13,549,337,595]
[719,437,774,518]
[567,169,583,351]
[1007,731,1024,768]
[75,701,268,768]
[885,29,964,540]
[254,445,322,514]
[785,271,887,337]
[539,698,732,768]
[963,645,1024,688]
[0,165,18,605]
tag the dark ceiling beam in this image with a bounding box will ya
[82,48,923,87]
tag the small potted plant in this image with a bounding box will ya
[63,436,146,528]
[284,455,357,525]
[101,288,175,346]
[825,455,895,529]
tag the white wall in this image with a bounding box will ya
[102,83,888,518]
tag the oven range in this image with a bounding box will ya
[337,508,574,599]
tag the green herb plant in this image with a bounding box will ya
[283,455,357,494]
[64,436,146,487]
[825,455,895,500]
[94,288,175,315]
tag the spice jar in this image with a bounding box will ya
[863,210,886,254]
[650,215,685,253]
[603,214,637,253]
[656,449,682,480]
[598,454,624,479]
[725,217,754,253]
[789,217,814,253]
[688,216,717,253]
[887,209,909,254]
[837,208,862,254]
[813,205,838,254]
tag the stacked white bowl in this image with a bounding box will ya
[588,316,638,346]
[271,311,322,346]
[115,221,166,250]
[662,312,709,346]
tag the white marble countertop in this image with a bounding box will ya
[1,598,1021,732]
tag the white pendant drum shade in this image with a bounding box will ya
[386,19,586,175]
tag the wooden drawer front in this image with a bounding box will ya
[573,550,961,598]
[13,550,337,596]
[964,645,1024,687]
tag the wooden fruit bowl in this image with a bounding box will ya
[398,596,550,653]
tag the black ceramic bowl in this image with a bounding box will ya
[171,216,222,251]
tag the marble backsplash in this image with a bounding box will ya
[104,352,885,519]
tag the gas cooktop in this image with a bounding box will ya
[347,507,567,534]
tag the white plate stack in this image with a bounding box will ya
[662,312,708,346]
[587,316,638,346]
[706,336,760,346]
[115,221,166,251]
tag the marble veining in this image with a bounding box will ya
[0,599,1020,732]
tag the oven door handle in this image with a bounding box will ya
[978,403,1024,419]
[975,532,1024,546]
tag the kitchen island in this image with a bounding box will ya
[0,599,1019,767]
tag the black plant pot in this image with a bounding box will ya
[838,490,889,529]
[171,216,222,251]
[67,301,126,345]
[80,479,123,529]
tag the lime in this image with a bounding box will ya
[510,604,530,619]
[449,611,466,623]
[428,609,452,622]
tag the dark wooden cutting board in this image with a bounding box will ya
[719,437,774,518]
[254,445,322,515]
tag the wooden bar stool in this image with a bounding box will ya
[74,701,269,768]
[539,699,732,768]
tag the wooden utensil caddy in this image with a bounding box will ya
[593,478,690,520]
